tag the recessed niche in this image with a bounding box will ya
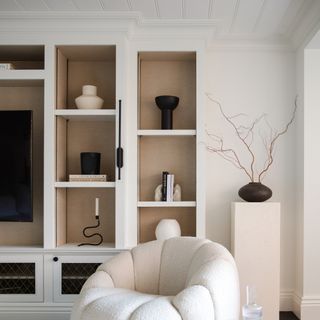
[56,45,116,109]
[139,136,196,202]
[0,81,44,246]
[138,52,196,130]
[139,207,196,243]
[56,119,115,182]
[0,45,44,70]
[56,188,115,247]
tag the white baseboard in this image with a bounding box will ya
[280,290,294,311]
[300,295,320,320]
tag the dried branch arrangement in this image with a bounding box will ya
[206,95,297,182]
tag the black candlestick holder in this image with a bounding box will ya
[78,216,103,246]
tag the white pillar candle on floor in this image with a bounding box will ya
[95,198,99,217]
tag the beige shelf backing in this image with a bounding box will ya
[56,46,116,110]
[139,55,196,130]
[56,120,115,182]
[57,188,115,246]
[139,136,196,201]
[0,84,44,246]
[139,207,196,243]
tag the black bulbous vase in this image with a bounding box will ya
[238,182,272,202]
[155,95,179,129]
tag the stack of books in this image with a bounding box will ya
[161,171,174,201]
[0,63,15,70]
[69,174,107,182]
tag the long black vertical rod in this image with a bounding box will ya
[117,100,123,180]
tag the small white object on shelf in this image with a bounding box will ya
[173,184,181,201]
[75,85,104,109]
[154,183,182,201]
[155,219,181,240]
[95,198,99,217]
[0,63,15,70]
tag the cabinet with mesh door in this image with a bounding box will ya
[52,255,113,302]
[0,255,43,302]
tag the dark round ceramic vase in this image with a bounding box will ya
[81,152,101,174]
[238,182,272,202]
[155,95,179,129]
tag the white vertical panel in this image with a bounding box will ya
[157,0,182,19]
[231,202,280,320]
[185,0,210,19]
[72,0,103,11]
[17,0,49,11]
[231,0,265,33]
[130,0,157,18]
[255,0,292,35]
[0,0,23,10]
[43,0,77,11]
[100,0,129,11]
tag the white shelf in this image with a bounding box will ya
[0,69,45,80]
[54,181,115,188]
[56,242,115,250]
[138,130,196,136]
[138,201,196,207]
[55,109,116,121]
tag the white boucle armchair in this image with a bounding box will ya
[71,237,240,320]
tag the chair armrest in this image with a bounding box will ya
[173,285,214,320]
[81,270,114,291]
[187,258,240,320]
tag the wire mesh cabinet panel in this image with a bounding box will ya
[0,255,43,302]
[52,255,112,303]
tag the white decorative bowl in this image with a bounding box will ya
[155,219,181,240]
[75,85,104,109]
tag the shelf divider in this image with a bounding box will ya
[55,109,116,121]
[138,201,196,208]
[137,129,196,136]
[54,182,115,188]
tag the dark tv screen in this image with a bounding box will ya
[0,111,32,222]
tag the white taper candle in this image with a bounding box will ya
[95,198,99,217]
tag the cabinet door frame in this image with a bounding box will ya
[52,255,111,303]
[0,254,43,302]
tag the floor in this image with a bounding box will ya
[280,312,299,320]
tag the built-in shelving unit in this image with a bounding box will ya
[137,51,199,243]
[55,45,117,249]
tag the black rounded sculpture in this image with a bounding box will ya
[155,95,179,129]
[238,182,272,202]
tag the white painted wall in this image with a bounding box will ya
[204,46,297,306]
[300,30,320,319]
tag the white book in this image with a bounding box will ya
[166,174,174,202]
[69,174,107,182]
[0,63,15,70]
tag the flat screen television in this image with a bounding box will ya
[0,110,32,222]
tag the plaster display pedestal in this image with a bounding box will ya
[231,202,280,320]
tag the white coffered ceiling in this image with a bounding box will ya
[0,0,319,42]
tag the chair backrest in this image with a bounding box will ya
[131,237,233,296]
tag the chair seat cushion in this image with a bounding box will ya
[80,288,182,320]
